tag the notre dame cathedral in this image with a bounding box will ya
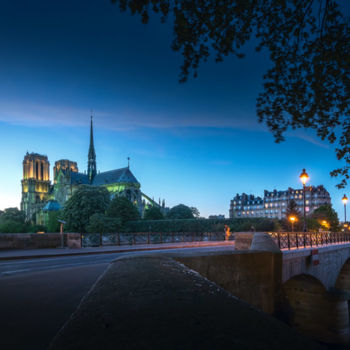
[20,117,166,223]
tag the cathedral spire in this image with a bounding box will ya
[87,115,97,183]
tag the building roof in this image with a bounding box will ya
[43,200,61,211]
[70,172,90,185]
[67,167,139,186]
[92,167,139,186]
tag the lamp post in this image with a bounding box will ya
[299,169,309,232]
[342,194,348,223]
[58,219,66,248]
[289,216,296,232]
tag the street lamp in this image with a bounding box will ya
[342,194,348,223]
[299,169,309,232]
[289,215,296,232]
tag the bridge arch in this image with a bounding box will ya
[282,274,350,344]
[335,258,350,293]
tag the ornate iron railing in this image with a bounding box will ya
[267,232,350,250]
[81,231,230,247]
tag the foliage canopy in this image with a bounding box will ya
[143,206,164,220]
[86,213,122,233]
[285,199,301,219]
[0,207,27,233]
[167,204,194,219]
[0,207,26,223]
[310,203,339,231]
[63,186,111,232]
[111,0,350,187]
[126,217,277,233]
[106,196,141,225]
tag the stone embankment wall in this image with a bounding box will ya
[177,251,282,315]
[0,233,81,250]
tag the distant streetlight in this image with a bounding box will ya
[342,194,348,223]
[289,215,296,232]
[321,220,330,230]
[299,169,309,232]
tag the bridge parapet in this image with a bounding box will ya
[268,231,350,250]
[282,243,350,289]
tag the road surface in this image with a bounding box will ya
[0,245,234,350]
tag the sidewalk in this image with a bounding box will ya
[0,240,235,261]
[49,254,324,350]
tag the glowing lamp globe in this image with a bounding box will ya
[289,216,296,223]
[342,194,348,205]
[299,169,309,185]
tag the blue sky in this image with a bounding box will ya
[0,0,348,219]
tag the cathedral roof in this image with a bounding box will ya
[70,172,90,185]
[92,167,139,186]
[43,200,61,211]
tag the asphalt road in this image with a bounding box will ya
[0,245,234,350]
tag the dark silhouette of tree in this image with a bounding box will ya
[144,206,164,220]
[63,186,110,232]
[311,204,339,231]
[0,207,26,223]
[111,0,350,187]
[167,204,194,219]
[87,213,121,233]
[283,199,302,231]
[106,196,141,224]
[285,199,301,220]
[0,207,27,233]
[190,206,200,218]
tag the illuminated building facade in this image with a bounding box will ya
[229,186,331,220]
[21,117,165,222]
[21,153,51,220]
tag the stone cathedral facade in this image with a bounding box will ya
[21,117,165,223]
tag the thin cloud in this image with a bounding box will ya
[0,100,266,132]
[0,101,334,152]
[289,131,330,149]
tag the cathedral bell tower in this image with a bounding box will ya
[21,152,51,221]
[87,116,97,183]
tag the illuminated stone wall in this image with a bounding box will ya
[53,159,78,182]
[20,153,51,221]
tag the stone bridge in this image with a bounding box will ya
[176,232,350,345]
[230,233,350,345]
[282,243,350,289]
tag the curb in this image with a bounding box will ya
[0,241,234,261]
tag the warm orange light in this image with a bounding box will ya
[289,216,297,223]
[299,168,309,185]
[321,220,330,229]
[342,194,348,205]
[224,225,231,241]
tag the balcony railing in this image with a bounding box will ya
[267,232,350,250]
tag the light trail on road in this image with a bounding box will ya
[0,245,234,277]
